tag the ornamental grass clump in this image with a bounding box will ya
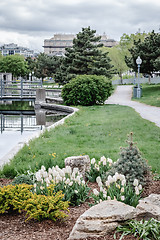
[86,156,113,182]
[106,132,150,186]
[34,165,90,206]
[91,173,142,207]
[114,218,160,240]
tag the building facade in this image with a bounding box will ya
[0,43,34,58]
[43,33,118,56]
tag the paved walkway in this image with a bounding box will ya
[105,85,160,128]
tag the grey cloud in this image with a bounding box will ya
[0,0,160,51]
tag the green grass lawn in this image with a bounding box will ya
[1,104,160,178]
[133,84,160,107]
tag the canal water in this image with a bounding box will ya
[0,110,66,160]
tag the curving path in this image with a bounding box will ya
[105,85,160,128]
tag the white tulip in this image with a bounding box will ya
[82,180,85,185]
[69,181,73,186]
[121,187,125,193]
[107,196,111,200]
[45,178,50,185]
[73,168,79,174]
[133,179,139,187]
[121,196,125,201]
[93,189,99,196]
[35,172,41,182]
[65,178,70,185]
[72,172,76,179]
[65,166,72,175]
[96,176,101,184]
[48,174,52,181]
[105,181,110,187]
[91,158,96,165]
[138,184,142,190]
[100,187,104,192]
[113,175,117,182]
[107,158,113,164]
[119,174,125,181]
[121,179,126,186]
[41,165,46,171]
[42,171,48,178]
[103,193,107,198]
[48,168,52,175]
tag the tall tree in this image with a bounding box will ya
[104,46,128,83]
[35,53,60,80]
[0,55,28,78]
[125,31,160,78]
[55,26,113,85]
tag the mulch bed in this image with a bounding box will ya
[0,178,160,240]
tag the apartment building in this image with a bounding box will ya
[0,43,34,58]
[43,33,118,56]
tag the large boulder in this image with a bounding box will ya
[68,200,138,239]
[136,194,160,220]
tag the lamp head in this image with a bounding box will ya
[136,56,142,65]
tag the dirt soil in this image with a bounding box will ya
[0,179,160,240]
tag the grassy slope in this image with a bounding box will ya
[133,84,160,107]
[2,104,160,176]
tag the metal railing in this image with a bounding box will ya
[0,78,42,98]
[0,78,61,100]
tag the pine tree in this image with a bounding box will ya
[55,27,113,85]
[106,133,150,186]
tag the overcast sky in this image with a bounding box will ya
[0,0,160,52]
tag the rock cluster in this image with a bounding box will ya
[68,194,160,240]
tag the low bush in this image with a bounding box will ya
[25,184,69,222]
[0,184,33,213]
[61,75,112,106]
[0,183,69,222]
[12,174,34,185]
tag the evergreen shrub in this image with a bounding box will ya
[105,133,150,186]
[61,75,112,106]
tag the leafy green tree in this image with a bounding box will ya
[0,55,28,78]
[120,32,147,58]
[125,31,160,78]
[35,53,60,81]
[104,46,128,83]
[55,26,113,85]
[26,56,36,73]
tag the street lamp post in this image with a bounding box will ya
[136,56,142,98]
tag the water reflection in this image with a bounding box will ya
[0,110,66,134]
[0,110,66,161]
